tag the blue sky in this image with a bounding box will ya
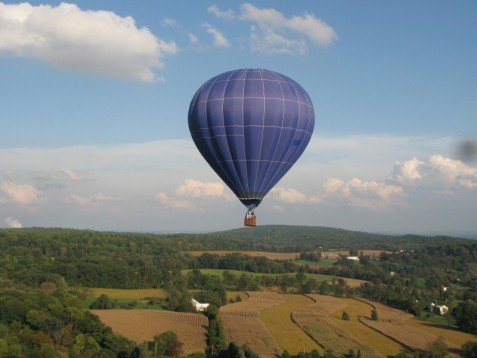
[1,1,476,235]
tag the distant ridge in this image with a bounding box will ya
[205,225,474,252]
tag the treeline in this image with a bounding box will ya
[0,285,134,357]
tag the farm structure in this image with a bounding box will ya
[191,298,210,312]
[430,303,449,315]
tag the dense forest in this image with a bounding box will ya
[0,226,476,357]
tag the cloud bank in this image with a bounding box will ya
[0,135,475,233]
[0,2,178,81]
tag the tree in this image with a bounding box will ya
[462,341,477,358]
[453,300,477,333]
[371,308,378,321]
[426,336,448,357]
[150,331,183,357]
[90,294,114,309]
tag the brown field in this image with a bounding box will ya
[92,310,208,355]
[91,289,476,357]
[220,292,284,357]
[294,295,376,356]
[322,250,391,258]
[343,278,368,289]
[358,299,465,354]
[260,294,322,355]
[328,297,405,357]
[226,291,249,302]
[185,250,299,260]
[408,318,477,348]
[88,288,167,299]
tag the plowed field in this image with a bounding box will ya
[91,310,208,355]
[220,292,283,357]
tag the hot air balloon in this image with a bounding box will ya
[188,68,315,226]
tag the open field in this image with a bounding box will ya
[322,250,391,257]
[358,299,469,354]
[183,268,366,288]
[220,292,284,357]
[92,310,208,356]
[88,288,167,299]
[327,297,405,357]
[89,290,475,357]
[294,295,376,356]
[260,294,322,355]
[226,291,249,302]
[184,251,299,260]
[407,318,477,348]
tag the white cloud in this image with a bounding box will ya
[58,168,95,182]
[5,217,22,228]
[156,192,191,209]
[393,157,424,183]
[317,177,404,209]
[202,22,230,48]
[207,3,336,54]
[208,5,235,20]
[1,182,42,204]
[429,155,477,189]
[0,2,178,82]
[240,3,336,54]
[162,18,177,27]
[188,32,199,45]
[70,193,115,206]
[271,187,306,203]
[175,178,224,198]
[323,178,344,193]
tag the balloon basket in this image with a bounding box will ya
[244,208,256,227]
[244,217,256,227]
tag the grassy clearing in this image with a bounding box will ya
[183,268,338,283]
[86,288,168,310]
[260,294,322,355]
[88,288,167,299]
[295,259,336,267]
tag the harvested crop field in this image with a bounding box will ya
[295,295,378,356]
[358,299,466,353]
[407,318,477,348]
[260,294,322,355]
[92,310,208,355]
[184,250,299,260]
[220,292,283,357]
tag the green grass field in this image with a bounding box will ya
[86,288,168,310]
[295,259,337,267]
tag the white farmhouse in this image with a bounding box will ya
[430,303,449,315]
[191,298,209,312]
